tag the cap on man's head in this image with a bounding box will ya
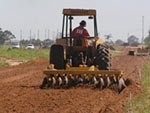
[80,20,86,27]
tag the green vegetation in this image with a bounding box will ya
[0,28,15,44]
[113,45,124,51]
[0,46,49,61]
[111,45,123,56]
[144,30,150,47]
[111,50,122,56]
[0,59,9,66]
[125,62,150,113]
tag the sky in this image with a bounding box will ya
[0,0,150,42]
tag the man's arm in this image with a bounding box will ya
[84,29,90,37]
[71,29,76,37]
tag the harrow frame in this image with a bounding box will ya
[43,66,124,79]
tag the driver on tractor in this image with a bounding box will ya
[71,20,90,46]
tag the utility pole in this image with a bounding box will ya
[56,29,60,38]
[20,30,22,47]
[34,33,36,39]
[48,29,50,39]
[53,31,55,40]
[20,30,22,41]
[127,32,130,43]
[37,29,40,39]
[45,29,47,39]
[30,30,32,43]
[142,16,144,45]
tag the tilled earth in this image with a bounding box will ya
[0,47,148,113]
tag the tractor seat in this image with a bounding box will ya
[73,37,88,46]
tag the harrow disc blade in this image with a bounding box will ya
[91,77,98,85]
[62,76,69,86]
[68,77,76,88]
[96,78,104,89]
[77,77,83,84]
[83,77,89,84]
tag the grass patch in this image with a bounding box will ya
[111,45,123,56]
[0,46,49,61]
[125,62,150,113]
[113,45,124,51]
[0,59,9,66]
[111,50,122,56]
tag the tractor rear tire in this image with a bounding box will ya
[94,44,111,70]
[50,44,64,69]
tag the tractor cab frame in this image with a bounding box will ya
[55,9,104,67]
[61,9,98,45]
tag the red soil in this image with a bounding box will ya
[0,48,148,113]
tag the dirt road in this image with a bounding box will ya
[0,48,148,113]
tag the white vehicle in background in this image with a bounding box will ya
[12,43,20,49]
[26,44,35,49]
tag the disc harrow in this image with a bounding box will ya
[40,64,129,93]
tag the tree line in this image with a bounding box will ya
[0,27,55,48]
[1,27,150,47]
[0,28,15,44]
[115,29,150,47]
[20,38,54,48]
[144,30,150,47]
